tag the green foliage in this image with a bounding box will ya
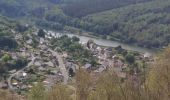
[146,47,170,100]
[72,36,80,42]
[81,0,170,48]
[1,54,11,62]
[1,0,170,48]
[48,84,72,100]
[12,58,27,69]
[0,37,18,49]
[0,16,15,37]
[28,83,46,100]
[15,24,29,32]
[62,0,151,17]
[51,35,96,65]
[126,53,135,64]
[37,29,46,38]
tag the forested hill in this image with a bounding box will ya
[62,0,153,17]
[81,0,170,48]
[0,0,152,18]
[0,0,58,17]
[0,0,170,48]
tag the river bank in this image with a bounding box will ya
[46,30,157,55]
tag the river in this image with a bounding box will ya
[47,31,155,55]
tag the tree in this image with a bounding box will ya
[1,54,11,62]
[14,58,27,69]
[69,68,75,77]
[76,69,91,100]
[15,24,28,32]
[48,84,71,100]
[0,37,18,49]
[90,72,122,100]
[28,83,46,100]
[38,29,46,38]
[72,36,80,42]
[90,59,98,67]
[126,53,135,64]
[0,89,19,100]
[146,48,170,100]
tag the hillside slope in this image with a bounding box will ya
[80,0,170,48]
[0,0,170,48]
[62,0,153,17]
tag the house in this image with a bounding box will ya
[34,51,40,56]
[38,67,46,72]
[94,65,106,73]
[100,60,110,69]
[19,84,28,90]
[83,63,92,70]
[26,33,32,39]
[40,38,45,44]
[112,55,118,60]
[19,48,26,52]
[34,61,41,66]
[11,53,18,60]
[26,39,33,45]
[9,69,17,74]
[100,48,105,54]
[28,85,33,88]
[0,82,8,89]
[21,52,31,58]
[62,52,68,58]
[50,70,58,75]
[51,59,59,66]
[114,60,124,68]
[15,34,22,40]
[105,47,113,52]
[104,49,113,59]
[96,46,102,51]
[57,71,63,76]
[43,75,63,88]
[11,29,16,34]
[15,72,28,81]
[40,45,48,51]
[22,72,27,77]
[12,82,18,86]
[92,44,97,50]
[46,35,52,39]
[44,61,54,67]
[143,52,152,61]
[80,41,86,47]
[144,52,151,58]
[98,55,105,61]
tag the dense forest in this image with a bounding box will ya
[62,0,153,17]
[0,16,17,49]
[0,0,170,48]
[81,0,170,48]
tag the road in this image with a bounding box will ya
[8,46,68,90]
[48,49,69,84]
[7,56,36,90]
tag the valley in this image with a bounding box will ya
[0,0,170,49]
[0,24,153,96]
[0,0,170,100]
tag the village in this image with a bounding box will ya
[0,29,153,94]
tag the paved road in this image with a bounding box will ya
[48,49,69,84]
[7,56,36,90]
